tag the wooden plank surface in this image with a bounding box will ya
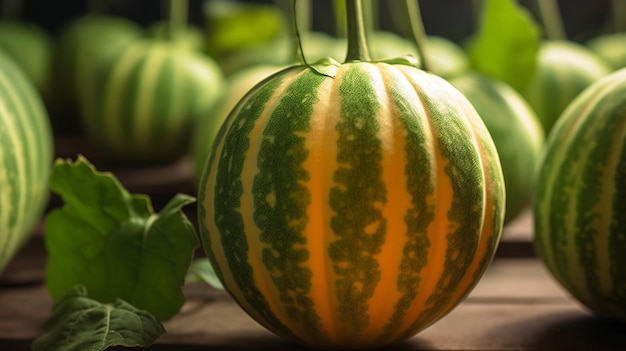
[2,256,626,350]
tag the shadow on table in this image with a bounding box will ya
[110,334,435,351]
[486,309,626,351]
[0,339,33,351]
[527,313,626,351]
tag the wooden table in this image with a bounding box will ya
[2,210,625,351]
[2,138,625,350]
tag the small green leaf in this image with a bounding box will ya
[466,0,541,92]
[44,156,199,322]
[31,285,165,351]
[185,258,224,290]
[307,57,341,78]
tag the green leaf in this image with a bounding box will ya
[204,0,285,56]
[185,258,224,290]
[465,0,541,92]
[32,285,165,351]
[44,156,199,322]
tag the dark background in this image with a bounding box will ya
[0,0,616,44]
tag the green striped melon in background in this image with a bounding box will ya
[339,33,471,79]
[451,72,544,224]
[523,40,611,134]
[534,67,626,322]
[0,20,53,97]
[148,22,206,52]
[0,51,54,274]
[49,15,143,128]
[587,32,626,71]
[198,60,506,349]
[418,35,470,79]
[81,39,224,164]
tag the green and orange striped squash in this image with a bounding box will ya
[534,67,626,322]
[192,64,280,181]
[81,39,224,164]
[198,21,506,348]
[0,51,53,274]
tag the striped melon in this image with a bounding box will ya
[451,72,544,224]
[0,51,53,274]
[534,67,626,322]
[587,32,626,71]
[0,21,53,96]
[50,15,143,127]
[81,39,224,164]
[523,40,611,134]
[198,59,506,349]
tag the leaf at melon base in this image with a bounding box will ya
[31,285,165,351]
[44,156,198,322]
[466,0,541,93]
[185,258,224,290]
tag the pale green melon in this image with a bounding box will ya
[523,40,611,133]
[0,51,53,274]
[534,67,626,322]
[452,72,544,223]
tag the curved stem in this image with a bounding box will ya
[537,0,566,40]
[386,0,410,38]
[612,0,626,32]
[405,0,431,72]
[166,0,188,41]
[344,0,371,62]
[296,0,311,35]
[288,0,332,76]
[279,0,310,64]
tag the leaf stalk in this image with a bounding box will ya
[537,0,566,40]
[405,0,431,71]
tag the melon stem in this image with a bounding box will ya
[536,0,566,40]
[166,0,188,41]
[612,0,626,32]
[344,0,371,62]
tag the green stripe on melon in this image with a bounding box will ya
[198,60,505,349]
[0,51,53,273]
[534,67,626,321]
